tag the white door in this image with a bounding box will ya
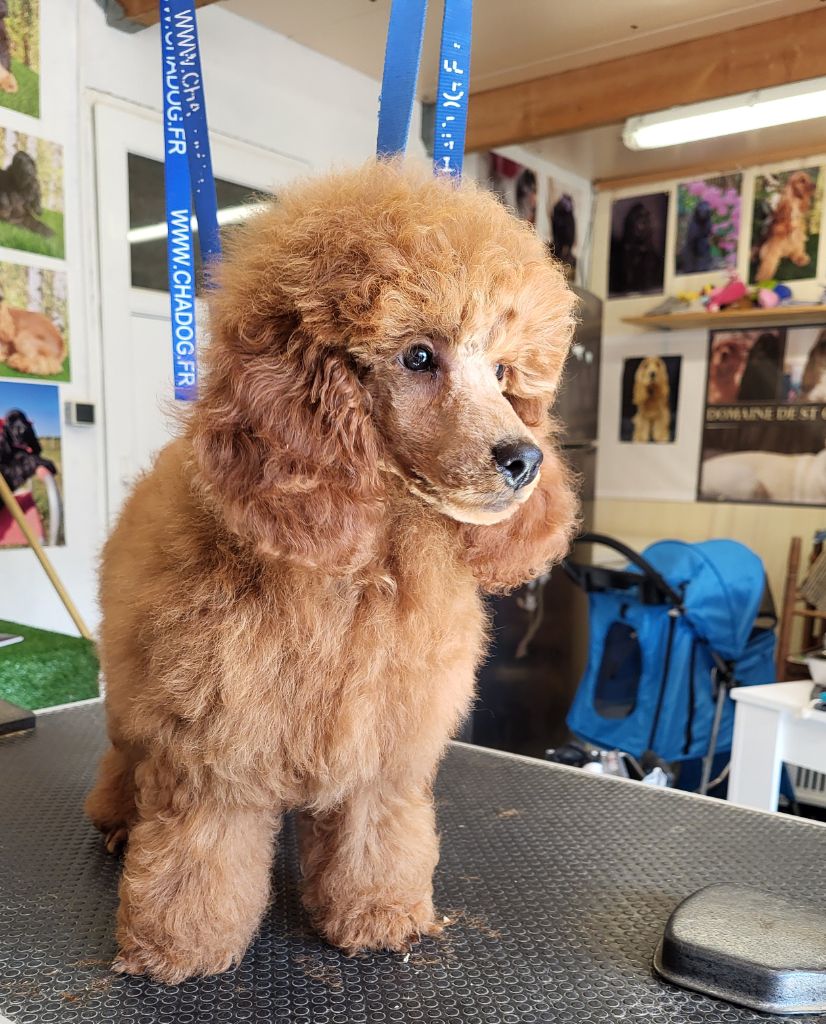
[93,99,307,520]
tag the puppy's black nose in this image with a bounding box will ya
[493,440,543,491]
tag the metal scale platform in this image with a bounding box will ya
[0,702,824,1023]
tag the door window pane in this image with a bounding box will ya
[127,153,268,293]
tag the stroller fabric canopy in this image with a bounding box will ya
[566,538,776,763]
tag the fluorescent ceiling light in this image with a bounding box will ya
[127,201,268,245]
[624,77,826,150]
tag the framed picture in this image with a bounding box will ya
[0,262,69,381]
[749,166,822,283]
[0,0,39,119]
[0,128,64,259]
[620,355,682,443]
[608,192,669,298]
[0,379,63,547]
[699,326,826,506]
[675,174,741,274]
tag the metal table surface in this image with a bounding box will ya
[1,702,824,1024]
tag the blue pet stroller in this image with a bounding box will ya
[563,534,777,794]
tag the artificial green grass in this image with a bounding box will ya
[0,209,64,259]
[0,60,39,118]
[0,351,70,382]
[0,619,99,710]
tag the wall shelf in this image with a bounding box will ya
[622,305,826,331]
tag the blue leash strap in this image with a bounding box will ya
[433,0,472,177]
[168,0,222,262]
[160,0,198,402]
[377,0,429,158]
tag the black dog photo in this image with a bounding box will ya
[608,192,668,298]
[0,129,64,259]
[675,175,741,275]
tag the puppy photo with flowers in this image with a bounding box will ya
[620,354,681,444]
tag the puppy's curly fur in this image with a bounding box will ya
[86,161,578,984]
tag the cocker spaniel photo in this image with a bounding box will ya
[0,0,17,95]
[632,355,671,443]
[755,170,816,281]
[707,334,749,405]
[85,161,578,984]
[0,295,66,377]
[0,151,54,238]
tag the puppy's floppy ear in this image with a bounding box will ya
[190,324,384,573]
[458,438,579,594]
[632,363,647,406]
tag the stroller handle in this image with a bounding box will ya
[566,532,685,608]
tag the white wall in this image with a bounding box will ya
[589,153,826,607]
[0,2,422,635]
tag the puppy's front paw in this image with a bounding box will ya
[114,918,246,984]
[319,899,443,954]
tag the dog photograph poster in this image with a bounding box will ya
[619,354,681,443]
[0,0,39,119]
[749,166,822,283]
[0,379,63,548]
[608,192,668,298]
[0,262,68,381]
[484,152,538,226]
[675,174,741,275]
[547,177,590,279]
[699,326,826,505]
[0,128,63,259]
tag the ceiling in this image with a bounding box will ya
[223,0,817,101]
[525,117,826,186]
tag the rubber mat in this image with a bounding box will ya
[0,701,824,1023]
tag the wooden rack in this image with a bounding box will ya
[622,306,826,332]
[777,535,826,680]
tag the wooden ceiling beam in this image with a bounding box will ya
[466,9,826,152]
[115,0,220,29]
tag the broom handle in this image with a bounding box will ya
[0,472,92,640]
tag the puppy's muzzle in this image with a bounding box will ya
[492,440,543,491]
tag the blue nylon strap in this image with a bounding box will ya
[377,0,429,158]
[160,0,198,402]
[168,0,222,262]
[432,0,472,177]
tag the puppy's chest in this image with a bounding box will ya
[264,543,482,792]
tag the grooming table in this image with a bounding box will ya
[1,703,824,1024]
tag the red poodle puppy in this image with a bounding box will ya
[85,161,578,984]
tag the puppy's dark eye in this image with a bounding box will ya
[495,363,506,381]
[402,344,436,373]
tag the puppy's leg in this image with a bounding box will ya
[300,781,442,954]
[631,412,649,443]
[85,742,139,853]
[757,243,781,281]
[652,410,671,443]
[114,759,278,984]
[790,228,811,267]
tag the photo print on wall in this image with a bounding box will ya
[0,262,69,381]
[0,0,39,119]
[0,128,63,259]
[699,326,826,506]
[484,152,538,226]
[0,379,63,547]
[675,174,741,274]
[750,166,822,283]
[547,177,590,280]
[619,354,682,443]
[608,192,669,298]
